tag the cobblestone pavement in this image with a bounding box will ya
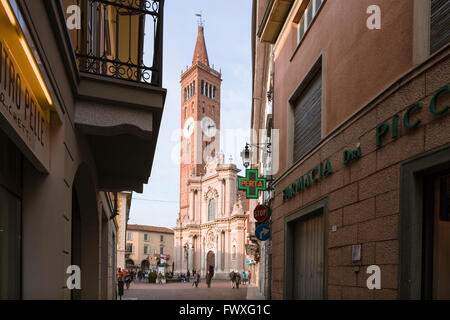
[118,280,265,300]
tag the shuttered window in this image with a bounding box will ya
[430,0,450,54]
[293,70,322,162]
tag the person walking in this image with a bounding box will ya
[229,270,236,288]
[125,271,132,290]
[248,270,252,285]
[157,272,163,285]
[194,272,200,288]
[242,271,247,285]
[187,270,190,282]
[235,271,241,289]
[117,269,124,300]
[206,266,214,288]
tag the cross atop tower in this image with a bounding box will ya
[195,13,204,27]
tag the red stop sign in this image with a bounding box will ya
[254,205,270,222]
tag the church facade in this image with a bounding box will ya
[173,25,249,279]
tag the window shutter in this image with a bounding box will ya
[431,0,450,54]
[293,71,322,162]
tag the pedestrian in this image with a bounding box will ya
[194,272,200,288]
[187,270,190,282]
[229,270,236,288]
[157,272,163,285]
[117,270,124,300]
[125,272,132,290]
[206,270,212,288]
[242,271,247,285]
[248,270,252,285]
[235,271,241,289]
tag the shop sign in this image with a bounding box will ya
[0,37,50,172]
[376,85,449,148]
[238,169,267,199]
[282,159,333,202]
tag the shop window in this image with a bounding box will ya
[430,0,450,54]
[293,66,322,162]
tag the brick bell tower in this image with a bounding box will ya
[179,23,222,223]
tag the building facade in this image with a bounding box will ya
[0,0,166,299]
[116,192,132,271]
[173,25,251,279]
[125,224,174,272]
[252,0,450,299]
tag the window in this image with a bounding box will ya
[144,233,149,241]
[430,0,450,54]
[160,246,164,255]
[160,235,164,242]
[193,81,195,95]
[144,245,148,254]
[297,0,325,45]
[201,80,204,95]
[293,63,322,162]
[208,198,216,221]
[126,244,133,252]
[127,232,132,240]
[213,87,216,100]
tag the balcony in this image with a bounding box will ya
[56,0,167,192]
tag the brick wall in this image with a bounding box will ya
[271,48,450,299]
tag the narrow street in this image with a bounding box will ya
[119,280,265,300]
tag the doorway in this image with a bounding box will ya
[399,146,450,299]
[207,251,215,275]
[285,198,327,300]
[422,171,450,299]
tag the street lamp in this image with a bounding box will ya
[240,142,271,169]
[240,144,252,168]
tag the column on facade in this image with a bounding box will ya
[188,237,194,272]
[221,179,225,217]
[218,232,221,271]
[215,235,218,268]
[224,177,230,216]
[189,190,194,222]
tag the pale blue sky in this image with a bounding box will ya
[128,0,253,228]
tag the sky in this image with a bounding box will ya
[128,0,253,229]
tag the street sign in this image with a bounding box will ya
[245,259,255,265]
[255,224,271,241]
[254,204,270,222]
[238,169,267,199]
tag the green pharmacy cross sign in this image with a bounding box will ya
[238,169,267,199]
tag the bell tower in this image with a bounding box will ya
[179,22,222,223]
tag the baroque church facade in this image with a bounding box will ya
[173,25,249,279]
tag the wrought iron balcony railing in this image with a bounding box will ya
[68,0,164,87]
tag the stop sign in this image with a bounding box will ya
[254,205,270,222]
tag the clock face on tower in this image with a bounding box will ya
[201,116,216,137]
[183,117,195,138]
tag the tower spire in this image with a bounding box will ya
[192,14,209,67]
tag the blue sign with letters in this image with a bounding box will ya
[255,224,271,241]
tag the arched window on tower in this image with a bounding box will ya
[201,80,204,95]
[213,87,216,100]
[193,81,195,95]
[184,88,187,101]
[208,198,216,221]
